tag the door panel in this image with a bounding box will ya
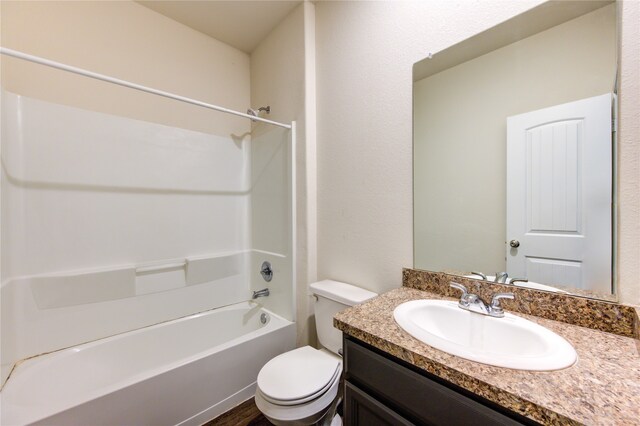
[345,382,415,426]
[527,120,581,233]
[525,257,582,288]
[507,93,612,293]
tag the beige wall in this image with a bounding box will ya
[413,5,616,276]
[617,0,640,305]
[0,0,250,136]
[250,2,317,345]
[315,0,640,305]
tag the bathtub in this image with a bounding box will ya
[0,302,295,426]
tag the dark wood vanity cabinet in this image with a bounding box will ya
[343,336,539,426]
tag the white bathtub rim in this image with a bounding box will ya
[1,299,269,388]
[2,301,291,425]
[4,300,287,384]
[5,300,285,385]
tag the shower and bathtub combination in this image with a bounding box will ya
[0,47,297,425]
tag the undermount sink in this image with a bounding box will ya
[393,299,577,371]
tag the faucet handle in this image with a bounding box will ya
[450,282,470,305]
[489,292,515,317]
[507,278,528,285]
[470,271,487,280]
[494,272,509,283]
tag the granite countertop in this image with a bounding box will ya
[334,287,640,425]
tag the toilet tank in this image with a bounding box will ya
[310,280,377,355]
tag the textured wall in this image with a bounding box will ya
[0,0,250,136]
[617,0,640,305]
[251,3,318,345]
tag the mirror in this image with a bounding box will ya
[413,1,618,299]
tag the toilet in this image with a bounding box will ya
[254,280,377,425]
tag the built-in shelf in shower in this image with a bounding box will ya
[22,251,248,309]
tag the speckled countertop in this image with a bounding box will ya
[334,287,640,425]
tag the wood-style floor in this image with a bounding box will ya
[203,398,271,426]
[205,382,343,426]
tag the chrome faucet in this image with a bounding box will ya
[494,272,509,283]
[252,288,270,299]
[449,282,514,318]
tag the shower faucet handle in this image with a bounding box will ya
[260,261,273,282]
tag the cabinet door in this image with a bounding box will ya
[344,337,534,426]
[345,382,414,426]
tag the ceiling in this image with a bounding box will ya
[137,1,302,54]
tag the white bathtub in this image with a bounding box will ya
[0,302,295,426]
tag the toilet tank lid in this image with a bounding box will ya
[310,280,377,306]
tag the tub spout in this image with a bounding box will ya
[252,288,270,299]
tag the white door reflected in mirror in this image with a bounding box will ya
[506,94,613,294]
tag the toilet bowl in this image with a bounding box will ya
[254,280,377,425]
[255,347,342,425]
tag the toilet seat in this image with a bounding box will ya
[254,368,341,425]
[261,366,341,406]
[257,346,342,406]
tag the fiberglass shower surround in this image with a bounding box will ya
[0,47,296,425]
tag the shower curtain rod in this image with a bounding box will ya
[0,47,292,129]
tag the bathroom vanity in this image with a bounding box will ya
[343,336,536,425]
[335,273,640,426]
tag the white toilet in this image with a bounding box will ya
[254,280,377,425]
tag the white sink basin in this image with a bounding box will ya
[393,299,577,371]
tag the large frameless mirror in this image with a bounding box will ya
[413,1,618,300]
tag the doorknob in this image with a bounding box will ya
[509,240,520,248]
